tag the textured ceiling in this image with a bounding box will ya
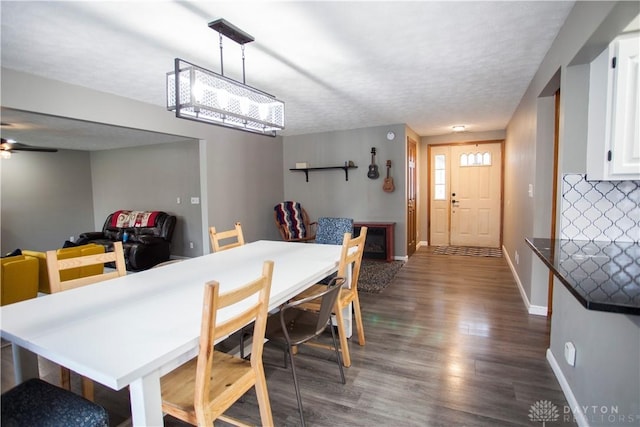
[0,1,575,150]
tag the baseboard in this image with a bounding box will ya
[394,255,409,262]
[528,305,548,316]
[417,240,428,248]
[502,245,548,317]
[546,349,590,427]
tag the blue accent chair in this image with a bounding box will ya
[315,217,354,245]
[315,217,353,284]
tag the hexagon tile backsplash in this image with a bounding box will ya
[560,174,640,243]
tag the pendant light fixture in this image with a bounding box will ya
[167,19,285,137]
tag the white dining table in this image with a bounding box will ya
[0,240,343,426]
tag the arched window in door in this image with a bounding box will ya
[459,151,492,167]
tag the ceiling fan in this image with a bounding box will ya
[1,138,58,159]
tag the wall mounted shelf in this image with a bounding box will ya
[289,166,358,182]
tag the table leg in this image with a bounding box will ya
[343,263,354,337]
[129,370,164,427]
[342,302,353,337]
[12,344,39,383]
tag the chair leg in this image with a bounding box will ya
[81,377,95,402]
[253,362,274,427]
[334,307,351,367]
[329,325,346,384]
[60,367,71,390]
[60,367,94,401]
[287,346,306,427]
[283,346,288,369]
[352,295,366,346]
[240,326,246,359]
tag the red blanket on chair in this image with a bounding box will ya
[110,210,160,228]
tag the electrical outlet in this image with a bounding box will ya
[565,342,576,366]
[189,241,194,249]
[190,197,200,205]
[176,197,181,204]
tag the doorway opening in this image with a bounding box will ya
[428,140,504,248]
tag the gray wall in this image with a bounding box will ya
[1,150,95,252]
[89,141,200,257]
[503,1,640,422]
[282,124,409,258]
[201,127,284,246]
[1,68,285,257]
[550,282,640,425]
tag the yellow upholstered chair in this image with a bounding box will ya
[0,255,39,306]
[161,261,274,426]
[46,241,127,400]
[209,222,245,252]
[23,243,106,294]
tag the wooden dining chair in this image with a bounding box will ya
[295,227,368,367]
[273,201,317,242]
[209,221,245,252]
[160,260,274,426]
[46,241,127,400]
[209,221,252,357]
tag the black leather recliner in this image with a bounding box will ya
[78,210,176,271]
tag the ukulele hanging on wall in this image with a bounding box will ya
[383,160,395,192]
[367,147,379,179]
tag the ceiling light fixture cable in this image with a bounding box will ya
[166,18,285,137]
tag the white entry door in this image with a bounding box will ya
[429,142,502,248]
[450,143,502,247]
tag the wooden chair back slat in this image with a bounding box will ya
[47,242,126,294]
[209,222,245,252]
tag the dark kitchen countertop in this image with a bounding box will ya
[526,238,640,315]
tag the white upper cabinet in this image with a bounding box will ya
[586,31,640,181]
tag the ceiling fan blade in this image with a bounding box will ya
[10,145,58,153]
[0,140,58,153]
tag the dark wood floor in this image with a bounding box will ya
[2,246,575,426]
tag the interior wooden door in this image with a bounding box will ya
[450,142,502,247]
[407,137,417,256]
